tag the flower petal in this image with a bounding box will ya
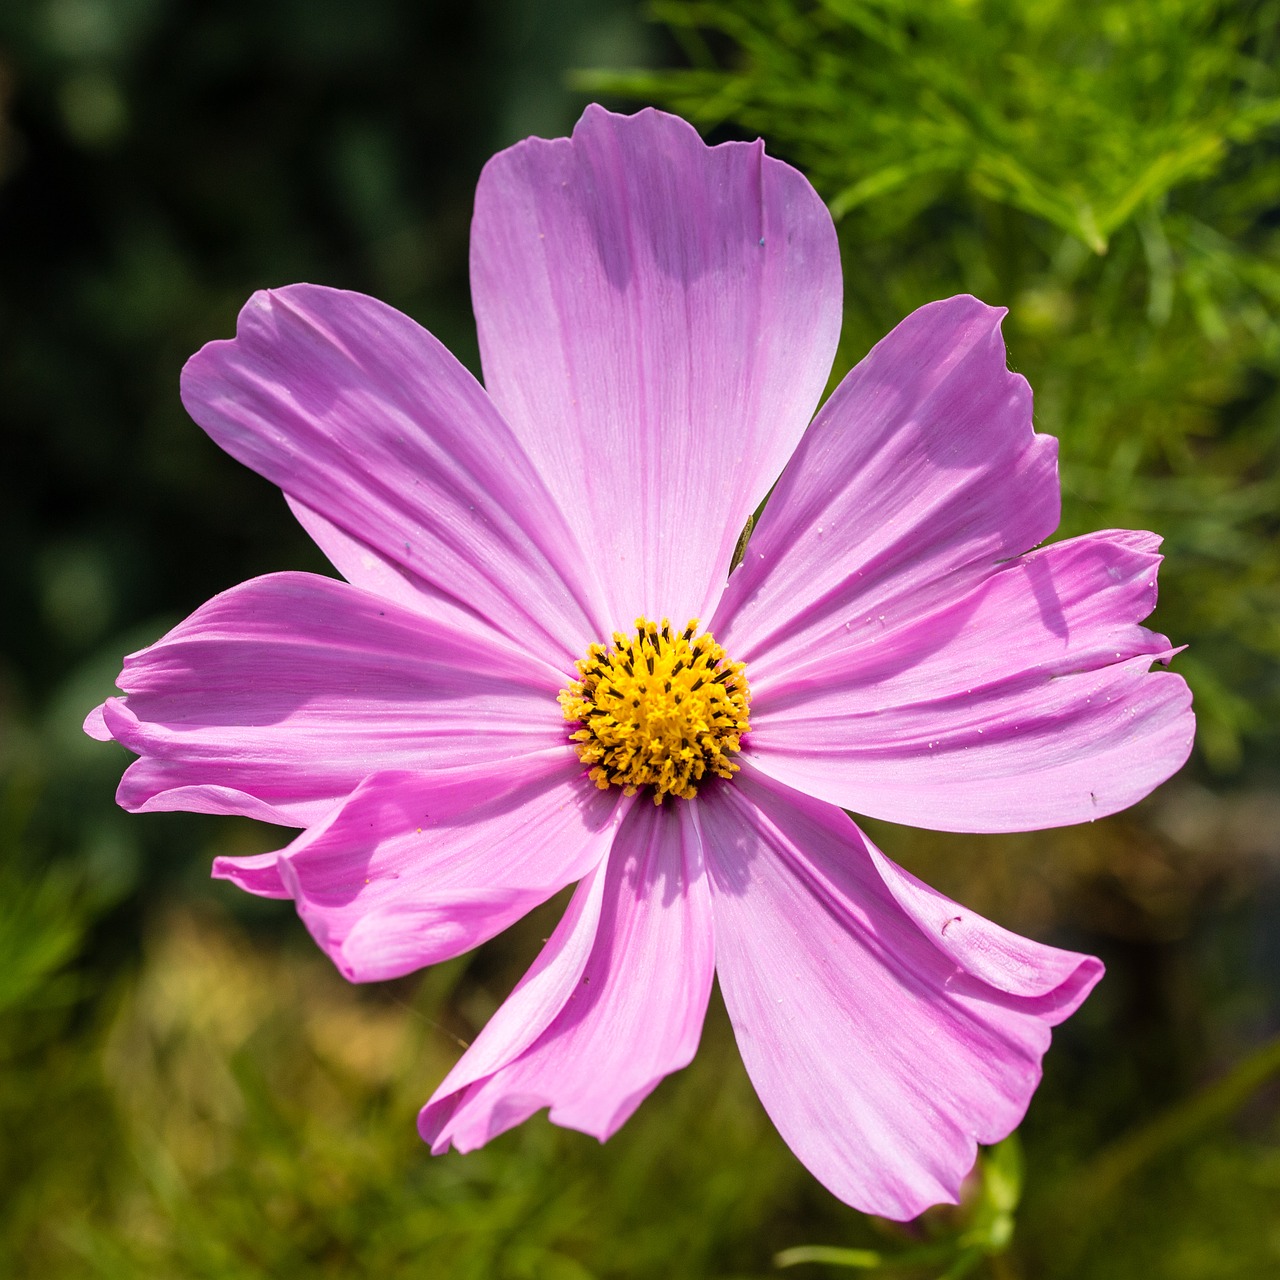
[715,295,1058,675]
[471,105,842,627]
[744,531,1195,831]
[82,703,111,741]
[97,571,568,827]
[218,750,627,982]
[421,797,714,1150]
[422,858,612,1137]
[700,765,1101,1220]
[180,283,606,662]
[283,494,474,626]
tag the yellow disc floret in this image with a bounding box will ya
[559,618,751,804]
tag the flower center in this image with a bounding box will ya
[559,618,751,805]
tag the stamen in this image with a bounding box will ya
[558,617,751,804]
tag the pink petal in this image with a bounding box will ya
[421,797,714,1150]
[82,703,111,741]
[715,295,1059,675]
[284,494,467,625]
[180,283,606,663]
[423,858,612,1130]
[100,572,568,827]
[700,765,1102,1220]
[471,105,842,628]
[220,750,627,982]
[745,531,1195,831]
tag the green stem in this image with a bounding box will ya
[774,1241,956,1271]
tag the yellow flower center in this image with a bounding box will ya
[559,618,751,805]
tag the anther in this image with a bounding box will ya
[558,617,751,804]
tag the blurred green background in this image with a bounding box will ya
[3,0,1280,1276]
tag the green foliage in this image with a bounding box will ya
[4,906,861,1279]
[0,855,115,1280]
[0,862,86,1021]
[583,0,1280,769]
[593,0,1280,252]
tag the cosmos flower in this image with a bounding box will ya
[86,105,1194,1219]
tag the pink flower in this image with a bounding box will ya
[86,106,1194,1219]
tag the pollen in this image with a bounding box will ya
[559,617,751,805]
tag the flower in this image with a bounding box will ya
[86,105,1195,1219]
